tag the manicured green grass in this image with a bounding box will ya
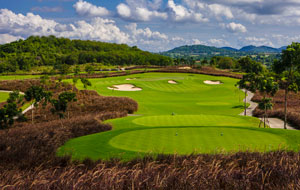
[0,92,9,102]
[110,127,287,154]
[132,115,258,127]
[58,72,300,161]
[0,75,41,81]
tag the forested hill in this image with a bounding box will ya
[162,44,286,57]
[0,36,172,72]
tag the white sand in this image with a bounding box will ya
[108,84,142,91]
[204,80,222,85]
[179,66,191,70]
[126,78,136,81]
[168,80,177,84]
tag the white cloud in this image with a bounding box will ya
[31,6,63,13]
[116,0,167,22]
[116,3,131,18]
[0,34,23,44]
[0,9,128,44]
[126,23,168,42]
[208,38,230,47]
[73,0,110,17]
[167,0,208,23]
[208,4,233,19]
[59,18,129,43]
[190,39,207,45]
[224,22,247,33]
[0,9,58,36]
[239,36,274,47]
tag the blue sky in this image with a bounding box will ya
[0,0,300,52]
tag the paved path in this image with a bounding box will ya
[239,90,257,117]
[240,90,296,130]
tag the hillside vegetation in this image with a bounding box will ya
[0,36,172,73]
[161,44,284,64]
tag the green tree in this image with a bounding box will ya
[74,65,81,75]
[24,86,52,123]
[51,92,77,119]
[0,91,25,129]
[256,75,279,128]
[236,73,257,116]
[272,42,300,129]
[72,77,79,91]
[40,75,50,90]
[85,65,95,75]
[80,78,92,89]
[238,57,264,73]
[56,64,70,75]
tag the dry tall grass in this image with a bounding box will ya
[1,152,300,189]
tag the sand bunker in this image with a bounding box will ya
[126,78,136,81]
[108,84,142,91]
[168,80,178,84]
[179,66,191,70]
[204,80,223,85]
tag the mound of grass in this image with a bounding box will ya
[109,127,287,154]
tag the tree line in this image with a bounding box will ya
[0,36,173,73]
[237,42,300,129]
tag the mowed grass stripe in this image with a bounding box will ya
[133,115,259,127]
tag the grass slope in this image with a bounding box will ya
[0,75,41,81]
[0,92,9,102]
[58,73,300,160]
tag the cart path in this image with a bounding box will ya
[240,90,296,130]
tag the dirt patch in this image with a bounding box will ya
[204,80,223,85]
[168,80,178,84]
[108,84,142,91]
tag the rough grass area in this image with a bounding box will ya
[58,72,300,161]
[2,152,300,189]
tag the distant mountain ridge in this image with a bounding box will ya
[164,45,287,54]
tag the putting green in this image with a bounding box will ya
[109,127,287,154]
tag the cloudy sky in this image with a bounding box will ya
[0,0,300,52]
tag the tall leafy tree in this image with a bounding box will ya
[256,75,279,128]
[51,92,77,119]
[24,86,52,123]
[272,42,300,129]
[85,65,95,75]
[80,78,92,89]
[0,91,25,129]
[236,73,257,116]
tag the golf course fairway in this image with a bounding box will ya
[58,72,300,161]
